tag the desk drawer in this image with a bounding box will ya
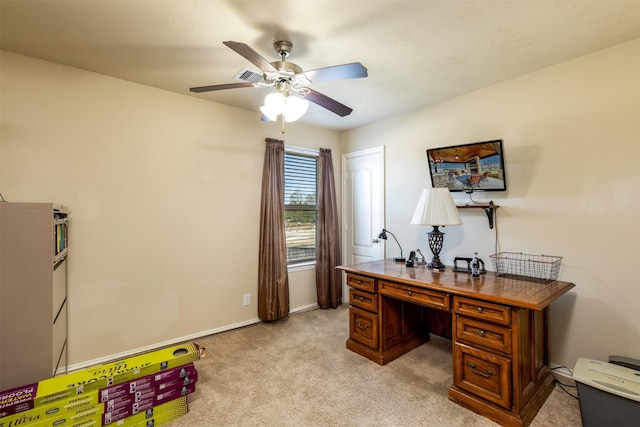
[347,274,377,292]
[349,306,379,350]
[454,342,512,409]
[379,280,450,311]
[453,296,511,326]
[350,288,378,313]
[456,315,512,354]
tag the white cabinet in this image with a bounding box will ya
[0,203,68,390]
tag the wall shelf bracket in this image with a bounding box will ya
[456,201,499,229]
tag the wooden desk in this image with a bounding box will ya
[338,260,575,427]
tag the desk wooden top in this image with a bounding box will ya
[338,259,575,311]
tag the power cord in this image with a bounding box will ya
[551,365,579,400]
[555,379,579,400]
[493,205,499,256]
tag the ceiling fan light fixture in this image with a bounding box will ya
[189,40,367,124]
[283,96,309,122]
[264,92,285,107]
[259,104,279,121]
[260,91,309,122]
[260,92,285,121]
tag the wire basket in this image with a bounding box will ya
[489,252,562,284]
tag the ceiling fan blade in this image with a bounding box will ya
[189,82,254,93]
[304,89,353,117]
[302,63,368,83]
[223,41,278,73]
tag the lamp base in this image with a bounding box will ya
[427,226,446,271]
[393,257,406,263]
[428,258,446,271]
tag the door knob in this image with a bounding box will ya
[372,238,379,243]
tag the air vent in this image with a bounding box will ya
[233,68,263,83]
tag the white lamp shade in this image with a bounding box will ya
[260,92,285,121]
[410,188,462,226]
[259,104,279,121]
[264,92,285,107]
[284,96,309,122]
[260,92,309,122]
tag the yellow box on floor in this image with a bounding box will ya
[0,343,199,417]
[1,380,197,427]
[1,396,188,427]
[0,364,197,426]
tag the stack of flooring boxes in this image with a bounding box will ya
[0,342,200,427]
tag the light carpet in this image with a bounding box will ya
[166,305,582,426]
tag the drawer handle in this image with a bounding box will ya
[407,289,413,296]
[356,280,362,284]
[358,296,365,302]
[476,306,484,313]
[478,330,486,337]
[356,321,370,330]
[467,362,495,378]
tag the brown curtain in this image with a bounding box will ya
[258,138,290,321]
[316,148,342,309]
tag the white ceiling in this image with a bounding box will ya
[1,0,639,131]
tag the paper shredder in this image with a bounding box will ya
[573,357,640,427]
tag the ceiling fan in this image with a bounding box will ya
[189,40,368,120]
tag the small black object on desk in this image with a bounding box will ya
[453,256,486,275]
[406,250,416,267]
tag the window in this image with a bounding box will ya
[284,148,318,265]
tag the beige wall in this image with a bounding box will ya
[343,39,640,369]
[0,51,341,368]
[2,38,638,372]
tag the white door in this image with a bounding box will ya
[342,146,385,297]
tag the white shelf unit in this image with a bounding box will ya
[0,203,68,390]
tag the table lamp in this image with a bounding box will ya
[378,229,405,262]
[410,188,462,271]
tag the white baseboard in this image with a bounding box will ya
[290,303,320,314]
[67,304,319,373]
[550,363,574,380]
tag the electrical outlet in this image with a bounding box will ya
[243,293,250,306]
